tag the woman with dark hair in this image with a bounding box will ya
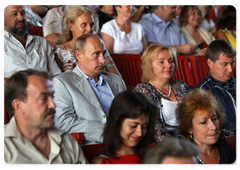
[215,10,236,51]
[91,90,158,164]
[100,5,148,54]
[97,5,116,30]
[176,88,236,164]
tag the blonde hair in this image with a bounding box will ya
[141,44,178,83]
[60,6,93,43]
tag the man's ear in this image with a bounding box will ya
[12,99,24,115]
[75,50,82,62]
[207,58,213,68]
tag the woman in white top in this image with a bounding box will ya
[100,5,148,54]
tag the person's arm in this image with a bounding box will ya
[215,31,229,42]
[91,156,104,164]
[131,6,145,23]
[45,33,60,47]
[141,35,148,53]
[100,32,114,54]
[171,44,198,55]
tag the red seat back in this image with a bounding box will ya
[111,54,142,89]
[81,143,103,162]
[232,59,236,78]
[71,133,85,144]
[189,55,209,84]
[225,135,236,152]
[30,26,43,37]
[175,55,196,88]
[4,104,12,125]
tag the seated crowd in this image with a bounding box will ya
[4,5,236,164]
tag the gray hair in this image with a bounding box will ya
[143,137,200,164]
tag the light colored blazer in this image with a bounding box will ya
[52,68,126,142]
[181,26,215,47]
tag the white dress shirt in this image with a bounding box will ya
[4,30,61,78]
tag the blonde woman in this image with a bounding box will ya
[134,44,191,142]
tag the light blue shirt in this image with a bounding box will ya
[139,13,186,46]
[76,66,113,116]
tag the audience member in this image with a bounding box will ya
[54,6,120,75]
[27,5,60,18]
[139,5,198,55]
[91,90,158,164]
[199,5,216,36]
[52,33,126,143]
[193,39,236,135]
[4,69,87,164]
[135,44,191,142]
[176,88,236,164]
[215,12,236,51]
[143,137,200,164]
[97,5,116,30]
[179,5,215,56]
[4,5,61,83]
[100,5,148,54]
[42,5,99,47]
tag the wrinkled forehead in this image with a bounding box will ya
[5,5,24,13]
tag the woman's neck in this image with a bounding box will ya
[115,16,131,33]
[115,145,135,157]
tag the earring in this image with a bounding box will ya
[189,133,193,140]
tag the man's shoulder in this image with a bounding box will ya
[53,70,78,82]
[139,13,153,23]
[193,77,211,89]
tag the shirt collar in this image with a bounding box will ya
[207,72,235,87]
[76,65,104,86]
[151,13,172,26]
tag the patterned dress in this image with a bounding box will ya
[134,80,191,142]
[54,42,115,72]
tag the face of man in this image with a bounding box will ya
[20,75,56,129]
[208,54,235,83]
[4,5,27,35]
[162,3,177,21]
[76,36,106,81]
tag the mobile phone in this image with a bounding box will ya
[197,41,204,48]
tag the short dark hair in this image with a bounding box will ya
[176,88,226,140]
[74,33,101,62]
[100,90,158,159]
[206,39,235,63]
[4,69,51,116]
[143,137,200,164]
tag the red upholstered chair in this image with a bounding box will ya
[189,55,209,84]
[175,55,196,88]
[30,26,43,37]
[225,135,236,152]
[232,59,236,78]
[71,133,85,144]
[4,104,12,125]
[81,143,103,162]
[111,54,142,89]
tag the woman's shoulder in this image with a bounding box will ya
[91,155,108,164]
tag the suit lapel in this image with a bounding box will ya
[72,68,105,113]
[102,74,119,97]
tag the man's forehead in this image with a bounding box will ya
[85,37,104,50]
[5,5,24,13]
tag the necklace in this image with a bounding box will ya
[149,81,171,98]
[197,145,220,164]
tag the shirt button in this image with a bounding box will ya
[103,115,106,118]
[28,62,31,64]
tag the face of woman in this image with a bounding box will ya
[102,5,114,16]
[151,50,175,81]
[120,114,149,149]
[69,12,94,40]
[116,5,134,18]
[187,8,202,27]
[189,109,219,147]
